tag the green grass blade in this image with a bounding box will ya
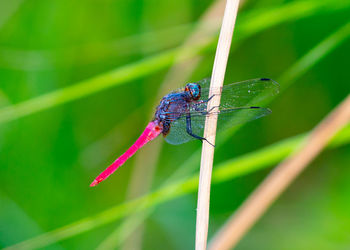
[280,21,350,87]
[0,0,25,30]
[0,46,186,124]
[0,22,197,70]
[96,209,153,250]
[238,0,350,38]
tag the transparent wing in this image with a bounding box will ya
[198,78,279,107]
[164,78,279,145]
[164,107,271,145]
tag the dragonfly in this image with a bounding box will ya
[90,78,279,187]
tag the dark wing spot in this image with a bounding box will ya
[260,78,271,81]
[250,106,261,109]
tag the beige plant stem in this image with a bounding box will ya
[208,94,350,250]
[196,0,240,249]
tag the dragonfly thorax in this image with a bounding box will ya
[155,93,189,121]
[154,90,198,136]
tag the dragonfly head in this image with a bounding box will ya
[185,83,201,101]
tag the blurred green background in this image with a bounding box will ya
[0,0,350,249]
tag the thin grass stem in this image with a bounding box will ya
[196,1,240,249]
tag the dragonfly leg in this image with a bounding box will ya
[194,94,216,106]
[201,94,216,103]
[207,94,216,102]
[197,106,220,115]
[192,95,218,112]
[207,106,220,113]
[186,114,215,147]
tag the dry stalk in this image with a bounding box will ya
[208,94,350,250]
[196,0,241,249]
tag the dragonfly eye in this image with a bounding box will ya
[185,83,201,100]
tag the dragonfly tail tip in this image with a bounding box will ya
[90,176,105,187]
[90,179,101,187]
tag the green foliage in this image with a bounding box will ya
[1,0,350,249]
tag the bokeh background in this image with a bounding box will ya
[1,0,350,249]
